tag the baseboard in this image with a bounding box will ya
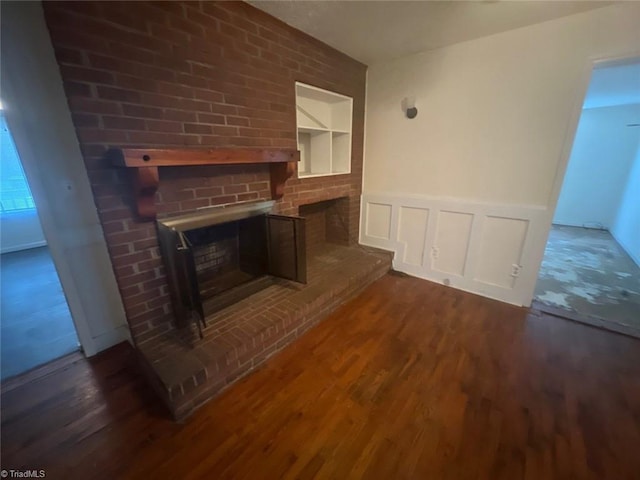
[0,240,47,254]
[84,325,133,357]
[610,230,640,267]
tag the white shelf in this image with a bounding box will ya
[295,82,353,179]
[298,125,329,133]
[294,171,351,179]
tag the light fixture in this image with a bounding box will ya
[404,96,417,119]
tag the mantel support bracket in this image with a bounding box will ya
[269,161,297,199]
[131,166,160,220]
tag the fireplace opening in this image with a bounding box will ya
[298,197,351,256]
[189,216,267,300]
[187,214,273,318]
[157,201,306,335]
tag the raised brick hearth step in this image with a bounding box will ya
[138,244,392,419]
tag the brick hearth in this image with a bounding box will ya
[139,244,391,419]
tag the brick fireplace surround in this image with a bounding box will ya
[43,1,391,418]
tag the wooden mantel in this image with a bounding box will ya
[109,148,299,219]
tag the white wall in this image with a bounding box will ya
[362,3,640,305]
[1,115,47,253]
[1,2,130,355]
[553,104,640,229]
[1,211,46,254]
[612,144,640,266]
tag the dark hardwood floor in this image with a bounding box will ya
[1,274,639,479]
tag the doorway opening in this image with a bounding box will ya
[534,60,640,337]
[0,111,80,380]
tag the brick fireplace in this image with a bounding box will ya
[43,1,391,417]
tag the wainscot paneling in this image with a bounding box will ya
[360,192,548,306]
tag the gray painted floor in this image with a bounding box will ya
[534,225,640,336]
[1,246,79,380]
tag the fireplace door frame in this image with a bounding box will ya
[157,201,306,334]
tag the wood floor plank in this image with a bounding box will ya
[2,274,640,479]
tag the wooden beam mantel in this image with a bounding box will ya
[109,148,299,219]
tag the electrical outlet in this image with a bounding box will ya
[510,264,522,277]
[431,246,439,259]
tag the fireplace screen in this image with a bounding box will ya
[157,201,306,336]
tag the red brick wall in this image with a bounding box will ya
[43,1,366,345]
[299,203,328,257]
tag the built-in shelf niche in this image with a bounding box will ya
[295,82,353,178]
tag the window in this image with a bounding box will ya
[1,115,35,212]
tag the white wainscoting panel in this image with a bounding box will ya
[360,192,549,306]
[432,211,473,277]
[475,216,529,289]
[398,206,429,266]
[365,202,392,240]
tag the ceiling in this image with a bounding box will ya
[250,1,611,65]
[583,62,640,109]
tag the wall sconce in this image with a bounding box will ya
[404,96,418,119]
